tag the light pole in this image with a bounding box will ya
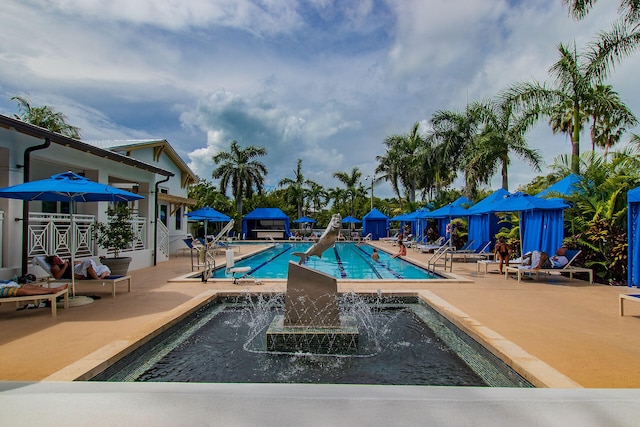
[366,175,374,210]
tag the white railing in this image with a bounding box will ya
[27,212,146,259]
[156,220,169,258]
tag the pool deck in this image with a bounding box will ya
[1,242,640,424]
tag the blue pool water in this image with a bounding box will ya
[213,242,440,280]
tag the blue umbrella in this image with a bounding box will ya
[293,216,317,223]
[0,171,143,297]
[186,206,231,222]
[342,216,361,223]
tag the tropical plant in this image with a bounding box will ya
[503,42,634,173]
[278,159,311,219]
[333,167,363,216]
[11,95,81,138]
[465,98,542,191]
[212,140,268,218]
[93,204,135,258]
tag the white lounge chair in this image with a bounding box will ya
[504,249,593,283]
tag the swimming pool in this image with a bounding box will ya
[213,242,441,280]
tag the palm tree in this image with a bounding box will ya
[563,0,640,81]
[465,98,542,190]
[588,85,637,158]
[278,159,310,219]
[378,122,426,204]
[332,167,362,216]
[11,96,81,138]
[427,108,480,197]
[212,140,268,217]
[306,181,328,214]
[503,42,633,173]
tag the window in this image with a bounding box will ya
[175,207,182,230]
[160,204,168,226]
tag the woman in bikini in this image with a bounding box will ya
[494,237,511,274]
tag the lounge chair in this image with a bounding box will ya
[457,241,492,262]
[0,281,68,317]
[449,240,475,254]
[32,256,131,298]
[416,237,446,253]
[504,249,593,284]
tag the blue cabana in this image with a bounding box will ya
[452,196,474,207]
[480,192,568,256]
[537,173,583,198]
[426,203,471,241]
[362,208,389,240]
[242,208,290,240]
[628,186,640,288]
[467,189,510,251]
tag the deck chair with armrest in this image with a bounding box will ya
[416,236,446,253]
[32,255,131,298]
[504,249,593,284]
[459,241,492,262]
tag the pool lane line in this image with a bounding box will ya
[354,244,404,279]
[238,244,294,277]
[348,244,383,279]
[332,246,348,278]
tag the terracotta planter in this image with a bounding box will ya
[100,256,132,276]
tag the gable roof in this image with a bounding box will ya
[86,139,197,188]
[243,207,289,220]
[0,114,173,177]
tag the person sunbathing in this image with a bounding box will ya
[522,247,569,270]
[0,281,68,298]
[46,255,111,280]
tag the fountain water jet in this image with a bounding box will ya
[266,214,359,354]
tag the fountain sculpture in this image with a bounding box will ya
[266,213,359,354]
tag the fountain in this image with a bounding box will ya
[265,213,359,354]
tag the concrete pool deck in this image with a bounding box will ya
[1,241,640,424]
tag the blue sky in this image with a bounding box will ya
[1,0,637,199]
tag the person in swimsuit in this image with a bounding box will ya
[494,237,511,274]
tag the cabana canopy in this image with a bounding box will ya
[242,208,290,240]
[186,206,231,222]
[293,216,317,223]
[467,188,510,251]
[478,192,568,256]
[362,208,389,240]
[536,173,583,198]
[628,186,640,288]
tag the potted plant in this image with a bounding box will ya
[93,204,135,275]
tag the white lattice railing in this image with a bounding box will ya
[156,220,169,258]
[27,212,147,259]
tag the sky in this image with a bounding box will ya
[1,0,638,200]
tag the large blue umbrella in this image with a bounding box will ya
[293,216,317,223]
[342,216,361,224]
[426,203,470,246]
[0,171,143,297]
[186,206,231,222]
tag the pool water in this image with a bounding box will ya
[91,296,532,387]
[214,242,440,280]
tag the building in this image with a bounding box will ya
[0,114,196,279]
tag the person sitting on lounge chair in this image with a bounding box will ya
[46,255,111,280]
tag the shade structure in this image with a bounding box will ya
[536,173,583,198]
[0,171,144,297]
[362,208,389,240]
[425,203,471,243]
[467,189,510,251]
[451,196,474,207]
[478,192,569,256]
[293,216,317,223]
[241,208,291,240]
[186,206,231,222]
[628,186,640,288]
[341,216,362,224]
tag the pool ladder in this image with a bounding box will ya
[427,246,453,272]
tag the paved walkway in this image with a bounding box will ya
[1,242,639,388]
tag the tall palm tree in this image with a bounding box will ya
[11,96,81,138]
[306,181,328,214]
[503,42,632,173]
[379,122,426,204]
[563,0,640,81]
[278,159,310,219]
[333,167,362,216]
[588,84,637,158]
[466,99,542,190]
[427,108,480,197]
[212,140,268,217]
